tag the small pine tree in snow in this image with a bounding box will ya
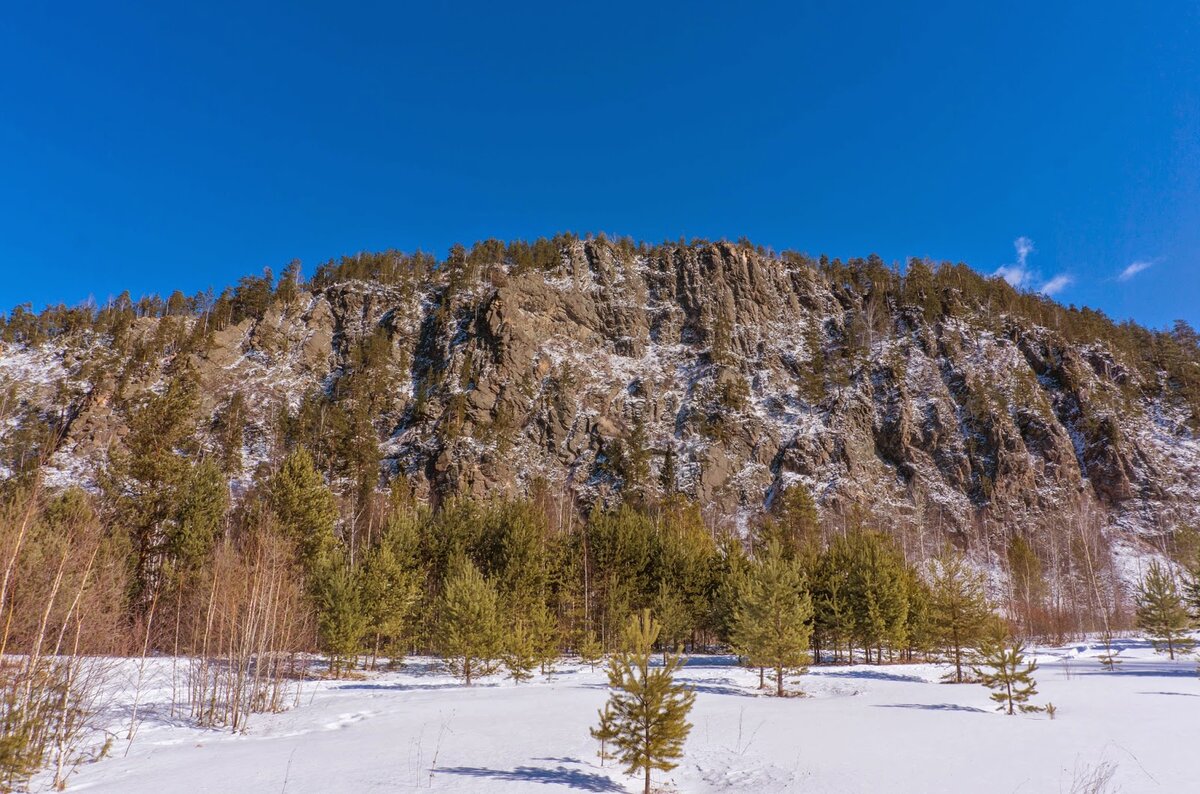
[439,558,502,685]
[729,542,814,697]
[590,703,617,766]
[529,601,559,676]
[928,545,991,684]
[974,631,1042,715]
[1135,562,1196,660]
[597,610,696,794]
[577,629,604,670]
[501,621,538,684]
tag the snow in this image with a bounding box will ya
[54,637,1199,793]
[0,343,68,391]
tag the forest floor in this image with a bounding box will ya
[57,636,1198,793]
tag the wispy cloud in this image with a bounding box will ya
[1118,260,1154,282]
[992,236,1074,297]
[994,236,1035,288]
[1040,274,1073,296]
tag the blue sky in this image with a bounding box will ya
[1,1,1197,329]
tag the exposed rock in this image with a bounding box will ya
[4,239,1199,572]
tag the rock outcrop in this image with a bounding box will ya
[3,239,1198,571]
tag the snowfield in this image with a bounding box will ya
[59,638,1198,793]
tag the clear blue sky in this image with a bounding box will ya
[2,1,1197,329]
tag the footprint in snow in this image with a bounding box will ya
[324,711,374,730]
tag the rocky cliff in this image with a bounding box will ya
[3,238,1198,577]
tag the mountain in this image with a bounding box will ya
[3,236,1199,582]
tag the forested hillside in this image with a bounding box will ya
[4,235,1200,640]
[4,236,1199,570]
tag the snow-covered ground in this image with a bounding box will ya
[58,638,1198,793]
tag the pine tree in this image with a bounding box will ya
[652,582,690,663]
[801,321,825,401]
[590,703,618,765]
[710,534,751,646]
[622,414,651,491]
[105,369,199,610]
[213,392,246,475]
[1007,535,1046,635]
[709,304,735,366]
[577,629,604,670]
[729,543,814,697]
[269,448,338,566]
[762,484,820,560]
[928,546,992,683]
[974,631,1042,715]
[587,504,655,645]
[358,542,420,668]
[598,610,696,794]
[314,556,367,678]
[810,549,854,663]
[659,446,677,494]
[276,259,302,308]
[1184,565,1200,624]
[651,500,717,652]
[902,565,933,662]
[489,498,550,620]
[501,620,538,683]
[529,601,559,676]
[1135,562,1196,660]
[167,458,228,581]
[439,558,502,684]
[838,530,909,663]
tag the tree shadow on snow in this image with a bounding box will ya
[1138,690,1200,697]
[874,703,987,713]
[333,682,479,692]
[436,765,623,791]
[679,655,741,669]
[677,682,755,697]
[1105,637,1159,652]
[811,669,928,684]
[533,757,584,764]
[1075,661,1200,679]
[584,678,752,697]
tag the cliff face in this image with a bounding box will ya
[3,239,1198,571]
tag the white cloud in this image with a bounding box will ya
[994,236,1035,288]
[992,236,1074,297]
[995,264,1030,288]
[1014,235,1034,264]
[1118,260,1153,281]
[1040,274,1073,296]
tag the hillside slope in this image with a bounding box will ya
[3,238,1198,578]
